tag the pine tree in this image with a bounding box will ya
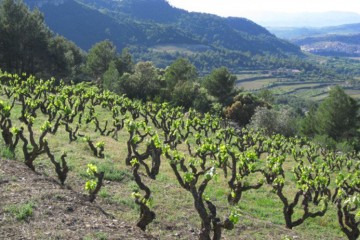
[316,86,359,141]
[203,67,236,104]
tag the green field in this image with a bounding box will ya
[235,71,360,101]
[345,89,360,99]
[237,78,280,90]
[151,44,212,54]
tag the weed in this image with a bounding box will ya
[99,188,110,199]
[1,146,15,160]
[95,232,108,240]
[4,201,35,221]
[83,234,92,240]
[114,196,138,210]
[128,182,139,193]
[79,160,132,183]
[97,161,133,182]
[83,232,108,240]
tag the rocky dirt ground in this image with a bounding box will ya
[0,159,156,240]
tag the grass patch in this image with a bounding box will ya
[97,161,133,182]
[99,188,110,199]
[237,78,280,90]
[0,146,15,160]
[79,159,133,183]
[95,232,108,240]
[4,201,35,221]
[113,195,138,210]
[83,231,108,240]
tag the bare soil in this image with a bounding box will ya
[0,159,156,240]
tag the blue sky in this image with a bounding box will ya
[167,0,360,19]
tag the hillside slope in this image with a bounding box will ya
[23,0,302,71]
[37,0,198,51]
[0,159,156,240]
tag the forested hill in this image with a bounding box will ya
[23,0,302,66]
[32,0,198,51]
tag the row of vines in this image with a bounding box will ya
[0,71,359,240]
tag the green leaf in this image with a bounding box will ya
[11,127,20,135]
[131,135,141,144]
[131,192,142,199]
[95,141,105,148]
[86,163,98,176]
[184,172,194,183]
[85,180,97,191]
[130,158,139,166]
[40,121,52,132]
[229,209,241,224]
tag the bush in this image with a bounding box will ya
[249,107,298,137]
[225,92,269,126]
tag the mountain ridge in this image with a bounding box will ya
[269,22,360,40]
[23,0,303,71]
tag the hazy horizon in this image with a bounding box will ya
[167,0,360,27]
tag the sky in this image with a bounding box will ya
[166,0,360,20]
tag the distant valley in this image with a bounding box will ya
[294,34,360,57]
[268,23,360,39]
[269,23,360,57]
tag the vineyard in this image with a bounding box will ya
[0,72,359,240]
